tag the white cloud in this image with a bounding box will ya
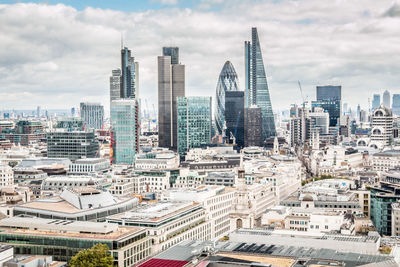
[0,1,400,114]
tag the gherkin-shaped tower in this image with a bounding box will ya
[214,61,240,135]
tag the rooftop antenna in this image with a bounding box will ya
[121,32,124,50]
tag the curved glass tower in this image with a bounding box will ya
[214,61,240,135]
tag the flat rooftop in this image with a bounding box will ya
[108,201,200,223]
[0,217,143,240]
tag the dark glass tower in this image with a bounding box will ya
[215,61,240,135]
[121,47,139,99]
[245,27,276,141]
[316,85,341,101]
[225,91,244,148]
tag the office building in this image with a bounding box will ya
[0,120,44,146]
[120,47,139,99]
[110,69,121,104]
[177,96,212,155]
[214,61,240,135]
[383,90,390,108]
[46,130,99,161]
[245,27,276,140]
[158,47,185,150]
[316,85,341,101]
[244,106,262,147]
[372,93,381,110]
[0,217,151,266]
[0,165,13,188]
[392,94,400,116]
[80,102,104,130]
[111,99,139,165]
[311,100,341,126]
[68,158,110,175]
[370,104,393,148]
[225,91,244,147]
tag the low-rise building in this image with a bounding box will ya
[0,165,13,188]
[68,158,110,175]
[134,150,179,170]
[4,255,66,267]
[0,217,151,266]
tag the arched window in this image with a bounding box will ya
[236,218,243,229]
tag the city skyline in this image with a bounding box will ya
[1,1,400,113]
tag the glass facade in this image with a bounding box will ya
[370,188,400,236]
[311,100,341,127]
[392,94,400,115]
[177,97,212,155]
[80,102,104,130]
[316,85,341,101]
[111,99,139,165]
[225,91,244,147]
[214,61,239,135]
[245,27,276,140]
[372,94,381,111]
[121,47,139,99]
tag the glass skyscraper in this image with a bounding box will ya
[177,97,212,155]
[121,47,139,99]
[225,91,244,148]
[383,90,391,109]
[392,94,400,115]
[214,61,239,135]
[80,102,104,130]
[245,27,276,141]
[372,94,381,111]
[316,85,341,101]
[110,99,139,165]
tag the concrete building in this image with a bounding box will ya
[107,201,210,254]
[111,99,139,165]
[80,102,104,130]
[244,106,262,147]
[134,150,179,170]
[371,150,400,172]
[0,245,13,266]
[46,130,99,161]
[109,69,121,105]
[158,47,185,150]
[40,175,108,192]
[14,187,137,221]
[391,202,400,236]
[0,165,13,188]
[371,105,393,148]
[68,158,110,175]
[0,217,151,266]
[4,255,65,267]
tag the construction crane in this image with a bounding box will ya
[298,81,305,107]
[145,99,149,119]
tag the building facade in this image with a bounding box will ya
[214,61,240,135]
[158,47,185,150]
[383,90,390,109]
[177,96,212,155]
[225,91,244,147]
[316,85,341,101]
[372,94,381,110]
[244,106,262,147]
[120,47,139,99]
[245,27,276,140]
[80,102,104,130]
[370,105,393,148]
[111,99,139,165]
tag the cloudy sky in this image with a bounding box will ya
[1,0,400,114]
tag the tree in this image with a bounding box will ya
[8,161,18,168]
[69,244,114,267]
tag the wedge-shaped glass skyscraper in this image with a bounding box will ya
[245,27,276,140]
[214,61,240,135]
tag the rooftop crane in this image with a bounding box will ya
[298,80,305,107]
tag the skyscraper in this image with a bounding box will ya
[110,69,121,104]
[244,106,262,147]
[383,90,391,109]
[80,102,104,130]
[111,99,139,165]
[214,61,240,135]
[316,85,341,101]
[177,97,211,155]
[245,27,276,141]
[120,47,139,99]
[158,47,185,150]
[372,94,381,110]
[225,91,244,148]
[392,94,400,116]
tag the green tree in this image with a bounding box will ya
[8,161,18,168]
[69,244,114,267]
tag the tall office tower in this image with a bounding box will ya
[110,99,139,165]
[71,107,75,117]
[316,85,341,101]
[225,91,244,148]
[120,47,139,99]
[177,97,211,155]
[311,100,340,127]
[372,94,381,110]
[214,61,240,135]
[342,103,348,114]
[308,107,329,135]
[357,104,361,121]
[371,104,393,148]
[245,27,276,140]
[244,106,262,147]
[110,69,121,104]
[36,106,40,118]
[383,90,391,109]
[158,47,185,150]
[392,94,400,116]
[80,102,104,130]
